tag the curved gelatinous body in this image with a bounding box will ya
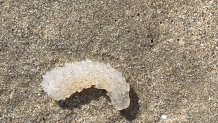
[41,60,130,110]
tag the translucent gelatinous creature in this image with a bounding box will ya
[41,60,130,110]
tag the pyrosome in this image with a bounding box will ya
[41,59,130,110]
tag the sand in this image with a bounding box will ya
[0,0,217,122]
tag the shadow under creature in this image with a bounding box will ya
[57,86,139,121]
